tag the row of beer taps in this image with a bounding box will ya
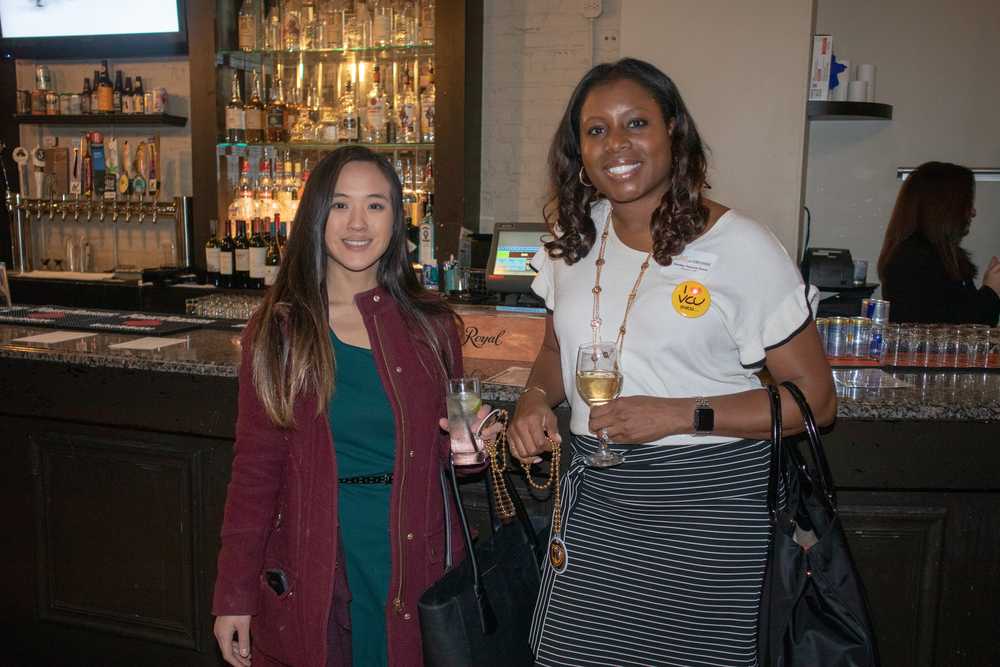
[1,139,177,225]
[5,192,177,225]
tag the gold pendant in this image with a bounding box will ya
[548,536,568,573]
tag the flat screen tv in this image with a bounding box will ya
[0,0,187,58]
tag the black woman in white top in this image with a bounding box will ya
[508,58,836,667]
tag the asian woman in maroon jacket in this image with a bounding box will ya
[212,145,489,667]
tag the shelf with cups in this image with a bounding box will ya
[13,113,188,127]
[807,101,893,121]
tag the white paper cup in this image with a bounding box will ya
[857,64,876,101]
[848,80,869,102]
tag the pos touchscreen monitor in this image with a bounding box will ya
[485,222,548,303]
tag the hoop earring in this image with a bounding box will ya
[578,167,593,188]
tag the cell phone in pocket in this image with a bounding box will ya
[264,569,288,596]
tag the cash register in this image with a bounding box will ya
[801,248,877,317]
[485,222,547,309]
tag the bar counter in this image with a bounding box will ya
[3,323,999,419]
[2,320,999,666]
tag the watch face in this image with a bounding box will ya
[694,407,714,433]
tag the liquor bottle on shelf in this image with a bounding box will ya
[420,65,435,142]
[205,219,222,286]
[267,78,288,142]
[235,219,251,289]
[397,70,418,142]
[265,1,283,49]
[91,70,101,113]
[289,161,303,217]
[278,218,289,258]
[423,152,434,192]
[133,76,145,113]
[419,193,435,266]
[302,0,319,49]
[420,0,434,45]
[264,217,282,287]
[238,0,259,51]
[321,1,345,49]
[365,65,388,143]
[245,70,266,144]
[372,0,392,47]
[346,0,371,48]
[249,218,267,289]
[81,78,92,114]
[97,61,114,113]
[113,70,124,112]
[219,219,236,288]
[339,78,359,142]
[257,158,280,221]
[277,159,295,220]
[226,72,246,143]
[122,77,134,114]
[283,0,303,50]
[283,84,301,138]
[237,158,258,220]
[394,0,418,46]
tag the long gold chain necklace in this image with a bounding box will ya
[591,209,654,349]
[519,209,655,574]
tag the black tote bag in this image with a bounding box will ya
[759,382,880,667]
[417,460,543,667]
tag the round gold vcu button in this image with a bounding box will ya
[373,295,381,302]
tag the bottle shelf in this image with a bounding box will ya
[807,102,893,121]
[219,44,434,64]
[14,113,188,127]
[217,141,433,152]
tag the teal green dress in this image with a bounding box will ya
[327,330,396,667]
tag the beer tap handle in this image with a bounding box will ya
[12,147,29,197]
[32,146,46,200]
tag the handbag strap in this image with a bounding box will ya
[765,384,783,521]
[444,459,499,634]
[440,467,453,571]
[780,380,838,511]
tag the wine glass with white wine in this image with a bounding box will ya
[576,341,624,467]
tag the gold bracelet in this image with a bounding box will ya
[520,385,547,400]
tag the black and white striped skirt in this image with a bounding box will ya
[530,435,772,667]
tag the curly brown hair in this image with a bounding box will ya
[543,58,710,266]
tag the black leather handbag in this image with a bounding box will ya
[759,382,880,667]
[417,459,544,667]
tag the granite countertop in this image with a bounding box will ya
[2,323,998,422]
[0,323,242,377]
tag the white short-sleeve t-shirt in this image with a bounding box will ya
[531,198,815,446]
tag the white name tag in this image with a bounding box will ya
[663,250,717,275]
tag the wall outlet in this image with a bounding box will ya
[597,27,618,45]
[582,0,602,19]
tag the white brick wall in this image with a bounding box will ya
[479,0,620,232]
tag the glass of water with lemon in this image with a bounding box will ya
[446,377,485,465]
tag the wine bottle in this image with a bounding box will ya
[205,219,222,286]
[265,215,281,287]
[234,219,251,288]
[219,219,236,288]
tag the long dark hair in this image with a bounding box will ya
[543,58,710,266]
[248,145,457,427]
[877,161,976,283]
